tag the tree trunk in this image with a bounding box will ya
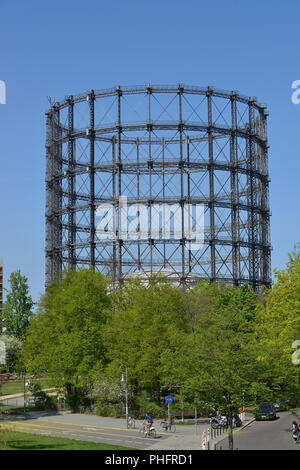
[66,382,72,397]
[227,412,234,450]
[155,379,161,405]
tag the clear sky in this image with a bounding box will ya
[0,0,299,303]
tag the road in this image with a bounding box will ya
[216,409,300,450]
[0,412,210,450]
[3,419,153,449]
[6,408,293,450]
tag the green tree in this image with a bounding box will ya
[103,276,189,404]
[0,334,23,372]
[161,283,262,450]
[255,246,300,403]
[22,268,110,407]
[2,270,33,338]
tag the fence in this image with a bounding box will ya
[202,424,234,450]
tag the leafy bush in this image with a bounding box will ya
[90,374,125,405]
[66,386,92,412]
[134,396,165,419]
[29,383,57,411]
[95,401,123,417]
[0,335,22,372]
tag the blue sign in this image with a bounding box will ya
[165,395,173,404]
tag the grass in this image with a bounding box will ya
[0,430,137,450]
[174,421,199,425]
[0,405,37,414]
[291,409,300,420]
[1,377,57,396]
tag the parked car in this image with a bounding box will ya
[274,395,300,410]
[255,403,277,421]
[273,400,287,412]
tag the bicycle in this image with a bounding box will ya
[160,418,176,433]
[128,416,135,429]
[139,423,157,438]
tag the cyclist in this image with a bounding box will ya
[143,412,154,433]
[292,421,299,443]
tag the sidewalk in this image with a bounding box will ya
[146,413,255,450]
[0,388,55,401]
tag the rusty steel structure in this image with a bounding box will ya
[45,84,271,290]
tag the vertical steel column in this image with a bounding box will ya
[112,135,117,283]
[230,93,239,285]
[116,86,123,284]
[67,96,76,268]
[136,138,141,270]
[54,107,62,278]
[46,105,62,285]
[256,111,264,281]
[45,110,54,284]
[88,90,95,268]
[186,136,192,273]
[146,85,153,276]
[162,137,166,267]
[248,98,258,289]
[178,85,185,284]
[245,127,252,282]
[260,109,271,287]
[207,87,216,282]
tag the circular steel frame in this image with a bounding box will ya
[45,84,271,290]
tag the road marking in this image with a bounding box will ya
[25,418,172,436]
[3,421,157,442]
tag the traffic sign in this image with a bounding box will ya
[165,395,173,404]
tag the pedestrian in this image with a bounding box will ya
[292,421,299,443]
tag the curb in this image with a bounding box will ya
[239,417,255,430]
[208,417,255,450]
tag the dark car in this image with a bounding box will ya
[273,399,287,412]
[274,395,300,410]
[255,403,277,421]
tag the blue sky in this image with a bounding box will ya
[0,0,299,303]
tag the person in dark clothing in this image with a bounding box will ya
[143,412,153,433]
[292,421,299,443]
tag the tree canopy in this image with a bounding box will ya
[22,268,110,387]
[254,246,300,402]
[20,247,300,448]
[160,283,262,449]
[2,270,33,338]
[103,275,189,401]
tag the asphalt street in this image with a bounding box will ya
[2,408,298,450]
[216,409,300,450]
[1,412,211,450]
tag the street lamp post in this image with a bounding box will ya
[23,369,26,415]
[194,395,198,435]
[121,365,128,429]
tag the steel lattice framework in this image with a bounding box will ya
[45,84,271,290]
